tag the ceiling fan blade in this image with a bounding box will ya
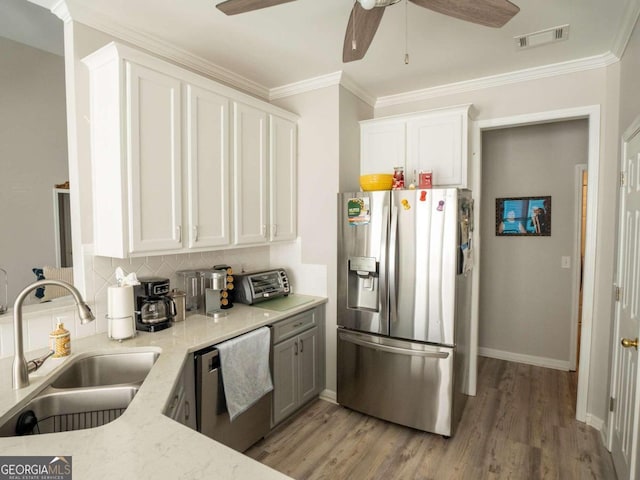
[409,0,519,28]
[343,2,386,63]
[216,0,296,16]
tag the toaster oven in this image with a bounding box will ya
[233,269,290,305]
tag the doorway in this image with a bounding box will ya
[478,120,588,375]
[470,106,601,424]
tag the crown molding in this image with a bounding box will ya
[50,0,71,23]
[269,71,376,107]
[375,52,620,109]
[269,71,342,100]
[338,74,376,107]
[62,3,270,100]
[611,0,640,58]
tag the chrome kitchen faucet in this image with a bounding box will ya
[12,279,95,389]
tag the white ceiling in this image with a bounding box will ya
[5,0,640,100]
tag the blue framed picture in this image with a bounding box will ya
[496,196,551,236]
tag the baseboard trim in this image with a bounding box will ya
[319,389,337,404]
[479,347,571,371]
[585,414,604,431]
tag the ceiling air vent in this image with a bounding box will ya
[514,24,569,50]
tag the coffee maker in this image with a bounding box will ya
[134,277,175,332]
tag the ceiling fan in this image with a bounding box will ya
[215,0,520,62]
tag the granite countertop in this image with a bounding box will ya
[0,295,327,479]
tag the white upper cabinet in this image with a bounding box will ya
[269,114,297,242]
[233,101,268,245]
[127,62,183,254]
[83,42,297,258]
[360,105,471,187]
[185,85,230,249]
[360,120,405,175]
[232,107,298,246]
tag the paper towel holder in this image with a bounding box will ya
[106,314,136,342]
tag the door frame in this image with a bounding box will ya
[470,105,600,425]
[570,164,588,372]
[606,114,640,475]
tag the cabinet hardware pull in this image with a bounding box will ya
[185,400,190,419]
[193,225,199,242]
[300,339,304,353]
[272,224,278,237]
[262,224,267,238]
[177,225,182,242]
[294,341,298,355]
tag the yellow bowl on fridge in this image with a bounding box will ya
[360,174,393,191]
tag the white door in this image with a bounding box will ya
[185,85,230,249]
[232,102,268,245]
[269,114,297,242]
[127,61,183,253]
[610,116,640,480]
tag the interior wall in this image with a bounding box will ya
[339,86,373,193]
[619,16,640,132]
[0,37,68,303]
[271,86,341,395]
[375,66,618,425]
[480,120,588,366]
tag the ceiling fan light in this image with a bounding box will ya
[358,0,377,10]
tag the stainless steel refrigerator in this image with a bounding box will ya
[337,188,473,437]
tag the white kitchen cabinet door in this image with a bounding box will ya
[269,115,297,242]
[185,85,230,249]
[360,119,406,175]
[272,336,298,425]
[232,102,268,245]
[298,326,319,406]
[406,111,466,187]
[127,61,183,254]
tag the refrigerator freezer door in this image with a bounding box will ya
[390,188,459,345]
[337,191,390,336]
[337,328,457,436]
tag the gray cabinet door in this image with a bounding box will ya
[298,326,319,406]
[272,336,298,425]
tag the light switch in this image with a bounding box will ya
[561,256,571,269]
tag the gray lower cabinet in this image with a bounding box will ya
[166,356,197,430]
[272,308,321,426]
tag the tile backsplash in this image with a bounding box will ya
[0,246,270,359]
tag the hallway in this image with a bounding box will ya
[247,357,616,479]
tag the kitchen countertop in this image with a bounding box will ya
[0,295,327,479]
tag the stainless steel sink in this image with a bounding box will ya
[51,351,160,388]
[0,385,139,437]
[0,350,160,437]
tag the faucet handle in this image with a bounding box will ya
[27,350,55,374]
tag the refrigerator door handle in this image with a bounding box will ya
[340,332,449,359]
[380,204,389,316]
[389,205,399,325]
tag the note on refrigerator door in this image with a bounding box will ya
[347,197,370,226]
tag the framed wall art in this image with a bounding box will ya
[495,196,551,236]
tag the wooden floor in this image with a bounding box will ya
[246,357,617,480]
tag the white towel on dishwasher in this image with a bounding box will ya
[217,327,273,421]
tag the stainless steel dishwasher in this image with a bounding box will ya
[194,346,272,452]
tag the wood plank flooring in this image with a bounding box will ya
[246,357,617,480]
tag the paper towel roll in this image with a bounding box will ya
[108,285,134,319]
